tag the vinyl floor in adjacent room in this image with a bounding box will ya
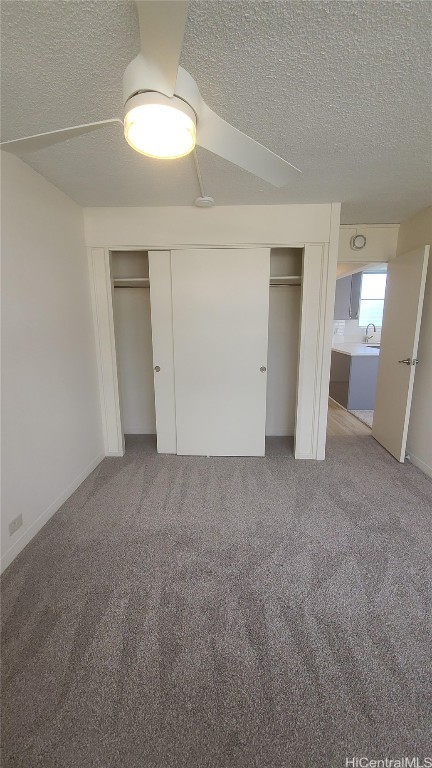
[1,416,431,767]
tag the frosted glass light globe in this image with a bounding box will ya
[124,92,196,159]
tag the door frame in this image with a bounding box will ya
[88,220,340,459]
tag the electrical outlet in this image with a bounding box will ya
[9,514,23,536]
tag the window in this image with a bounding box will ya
[358,272,387,327]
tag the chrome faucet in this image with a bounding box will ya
[365,323,376,343]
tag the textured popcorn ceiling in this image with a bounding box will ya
[1,0,431,223]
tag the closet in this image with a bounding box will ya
[108,246,303,457]
[266,248,303,437]
[111,251,156,436]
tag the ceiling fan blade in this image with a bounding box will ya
[136,1,189,97]
[196,105,301,187]
[0,119,122,154]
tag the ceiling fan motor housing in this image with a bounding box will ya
[123,54,203,116]
[123,91,196,124]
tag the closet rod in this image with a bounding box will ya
[114,283,300,289]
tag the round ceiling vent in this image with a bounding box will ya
[194,196,215,208]
[350,234,367,250]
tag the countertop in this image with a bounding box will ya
[332,342,380,357]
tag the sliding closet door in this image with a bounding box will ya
[148,251,177,454]
[171,248,270,456]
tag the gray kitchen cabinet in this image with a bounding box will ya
[350,273,362,321]
[334,272,362,321]
[329,350,379,410]
[334,275,352,320]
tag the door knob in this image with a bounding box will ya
[260,366,267,373]
[398,358,411,365]
[154,365,161,372]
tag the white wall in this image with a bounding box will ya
[339,224,399,264]
[1,153,103,571]
[84,203,333,248]
[397,206,432,478]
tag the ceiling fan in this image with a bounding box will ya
[0,1,301,188]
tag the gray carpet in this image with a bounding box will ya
[1,434,431,768]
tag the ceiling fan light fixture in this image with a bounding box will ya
[124,92,196,159]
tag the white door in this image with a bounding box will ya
[171,248,270,456]
[372,246,429,461]
[148,251,177,454]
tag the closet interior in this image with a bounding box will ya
[266,248,303,437]
[111,250,156,437]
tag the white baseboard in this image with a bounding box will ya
[106,451,124,457]
[406,451,432,479]
[1,453,104,574]
[294,453,324,460]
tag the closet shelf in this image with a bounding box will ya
[113,277,150,288]
[269,275,302,286]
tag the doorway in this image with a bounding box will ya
[327,246,429,463]
[329,263,387,432]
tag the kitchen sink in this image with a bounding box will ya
[366,344,380,349]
